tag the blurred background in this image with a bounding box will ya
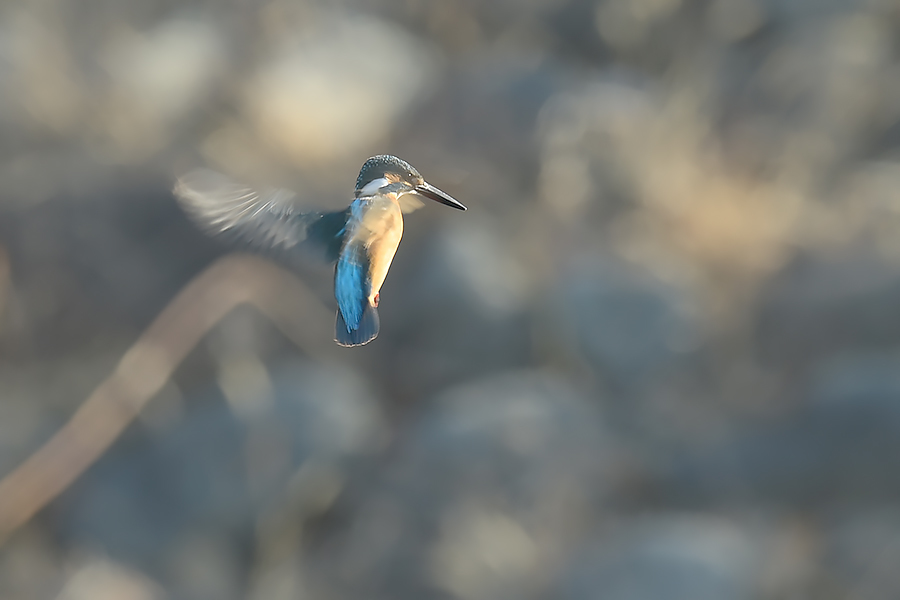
[1,0,900,598]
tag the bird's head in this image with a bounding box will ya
[354,155,466,210]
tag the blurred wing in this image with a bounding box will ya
[397,194,425,213]
[174,169,348,262]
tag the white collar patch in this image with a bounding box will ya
[357,177,391,197]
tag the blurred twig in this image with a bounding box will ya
[0,254,342,544]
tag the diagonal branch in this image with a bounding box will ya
[0,254,344,543]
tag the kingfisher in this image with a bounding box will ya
[174,155,467,347]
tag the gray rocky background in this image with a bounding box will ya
[2,0,900,598]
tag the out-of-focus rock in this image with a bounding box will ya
[823,509,900,599]
[0,8,88,136]
[244,13,436,166]
[0,531,65,599]
[659,352,900,507]
[707,0,766,43]
[165,533,242,600]
[57,359,385,595]
[307,370,613,600]
[55,558,164,600]
[595,0,683,52]
[550,254,698,392]
[437,220,531,318]
[755,253,900,369]
[558,516,759,600]
[94,15,226,161]
[536,75,804,324]
[0,175,215,341]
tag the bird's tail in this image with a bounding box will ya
[334,303,379,347]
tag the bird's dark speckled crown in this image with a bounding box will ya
[355,155,422,190]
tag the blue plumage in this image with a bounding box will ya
[335,253,366,331]
[333,249,380,346]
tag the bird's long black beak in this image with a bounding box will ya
[415,181,467,211]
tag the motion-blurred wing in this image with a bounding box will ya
[174,169,348,262]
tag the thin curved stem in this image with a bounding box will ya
[0,254,343,543]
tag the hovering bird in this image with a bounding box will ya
[174,155,467,347]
